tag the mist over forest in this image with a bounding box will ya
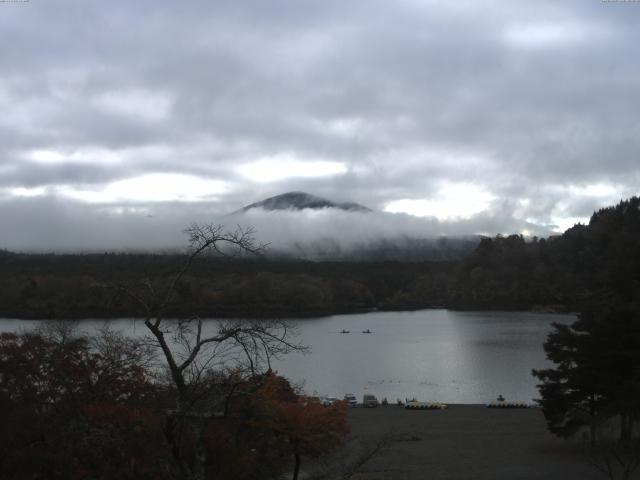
[2,196,638,320]
[0,190,555,257]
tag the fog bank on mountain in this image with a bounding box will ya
[0,191,553,256]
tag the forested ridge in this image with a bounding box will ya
[1,196,638,319]
[452,196,640,310]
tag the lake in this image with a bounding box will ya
[0,309,574,404]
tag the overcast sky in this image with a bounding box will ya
[1,0,639,251]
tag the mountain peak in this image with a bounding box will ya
[237,191,371,213]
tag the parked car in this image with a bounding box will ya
[363,394,379,408]
[344,393,358,407]
[322,396,338,407]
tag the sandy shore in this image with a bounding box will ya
[308,404,622,480]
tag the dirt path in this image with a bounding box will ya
[311,405,621,480]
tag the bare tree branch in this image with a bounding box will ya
[111,223,304,480]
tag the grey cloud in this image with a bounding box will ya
[0,0,639,249]
[0,161,120,189]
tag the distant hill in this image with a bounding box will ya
[236,191,372,213]
[233,191,480,261]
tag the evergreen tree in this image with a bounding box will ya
[533,303,640,445]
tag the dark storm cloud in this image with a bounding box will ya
[0,0,639,249]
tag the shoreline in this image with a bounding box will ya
[1,304,575,322]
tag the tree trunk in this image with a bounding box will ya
[192,420,207,480]
[620,414,631,447]
[292,450,301,480]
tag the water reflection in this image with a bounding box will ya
[0,309,574,403]
[272,310,574,403]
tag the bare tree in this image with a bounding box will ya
[115,224,305,480]
[91,323,158,374]
[35,319,81,347]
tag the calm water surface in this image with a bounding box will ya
[0,309,574,403]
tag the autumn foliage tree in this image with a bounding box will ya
[0,330,165,480]
[0,330,349,480]
[240,373,349,480]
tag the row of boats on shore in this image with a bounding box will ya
[321,394,535,409]
[404,396,534,409]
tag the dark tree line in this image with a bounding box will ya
[452,196,640,310]
[0,253,456,319]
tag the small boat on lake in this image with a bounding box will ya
[340,329,350,334]
[362,329,372,334]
